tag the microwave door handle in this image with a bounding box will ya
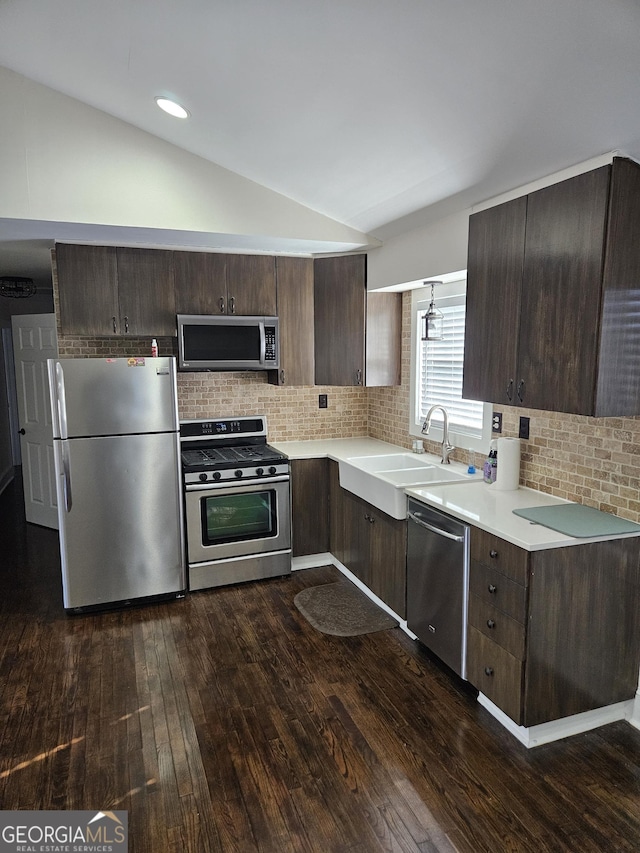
[259,322,266,365]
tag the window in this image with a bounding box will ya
[410,279,492,454]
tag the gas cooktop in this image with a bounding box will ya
[179,416,289,484]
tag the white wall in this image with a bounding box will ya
[0,66,373,252]
[366,209,469,290]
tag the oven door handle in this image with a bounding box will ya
[185,475,290,491]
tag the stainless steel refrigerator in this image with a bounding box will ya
[48,356,186,611]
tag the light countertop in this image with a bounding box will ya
[406,482,610,551]
[271,437,399,460]
[275,437,640,552]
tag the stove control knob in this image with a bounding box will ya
[235,469,243,478]
[199,472,208,482]
[268,466,277,475]
[213,471,222,481]
[256,467,264,476]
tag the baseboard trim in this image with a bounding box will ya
[478,693,633,748]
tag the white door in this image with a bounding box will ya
[11,314,59,528]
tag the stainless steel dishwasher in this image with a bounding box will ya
[406,498,470,679]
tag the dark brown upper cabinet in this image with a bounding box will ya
[268,256,315,387]
[463,157,640,416]
[56,244,119,336]
[173,251,227,315]
[226,254,277,316]
[174,251,276,316]
[56,243,175,336]
[116,247,176,336]
[314,255,401,387]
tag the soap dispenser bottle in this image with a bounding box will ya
[483,440,497,484]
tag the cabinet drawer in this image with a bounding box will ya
[468,593,526,660]
[469,560,527,624]
[467,626,524,724]
[470,528,529,585]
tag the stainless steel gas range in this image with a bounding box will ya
[180,416,291,591]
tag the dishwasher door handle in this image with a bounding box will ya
[407,511,465,542]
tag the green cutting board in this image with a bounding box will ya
[512,503,640,538]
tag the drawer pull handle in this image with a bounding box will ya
[487,619,496,629]
[489,549,499,559]
[488,584,497,594]
[484,666,494,677]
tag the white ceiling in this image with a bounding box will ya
[2,0,640,287]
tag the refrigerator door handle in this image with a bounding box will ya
[55,362,69,440]
[60,441,72,512]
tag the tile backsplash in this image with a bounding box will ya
[55,279,640,521]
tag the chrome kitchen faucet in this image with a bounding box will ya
[421,405,455,464]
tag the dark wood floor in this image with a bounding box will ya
[2,477,640,852]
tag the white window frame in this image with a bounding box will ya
[409,279,492,457]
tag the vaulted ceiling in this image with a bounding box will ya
[1,0,640,286]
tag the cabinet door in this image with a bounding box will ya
[291,459,329,557]
[328,463,369,584]
[462,197,526,405]
[467,626,524,724]
[518,167,609,414]
[314,255,366,386]
[366,292,401,387]
[56,244,119,336]
[117,248,176,336]
[524,538,640,727]
[174,251,227,315]
[342,491,371,587]
[269,257,314,386]
[329,461,348,564]
[367,508,406,618]
[227,254,276,315]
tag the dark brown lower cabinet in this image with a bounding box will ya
[467,526,640,727]
[290,459,329,557]
[329,461,406,618]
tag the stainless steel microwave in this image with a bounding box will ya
[177,314,279,371]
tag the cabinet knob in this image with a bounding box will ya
[280,369,285,384]
[486,619,496,629]
[219,297,225,313]
[488,583,497,594]
[18,428,25,435]
[484,666,494,677]
[229,296,236,314]
[506,379,514,402]
[355,368,363,385]
[124,315,129,334]
[112,315,117,333]
[489,549,499,559]
[517,379,525,402]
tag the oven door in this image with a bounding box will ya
[184,477,291,566]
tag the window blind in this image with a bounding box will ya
[418,303,484,435]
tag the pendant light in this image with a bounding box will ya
[421,281,444,341]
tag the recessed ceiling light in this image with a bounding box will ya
[155,97,190,119]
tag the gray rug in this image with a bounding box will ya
[294,581,399,637]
